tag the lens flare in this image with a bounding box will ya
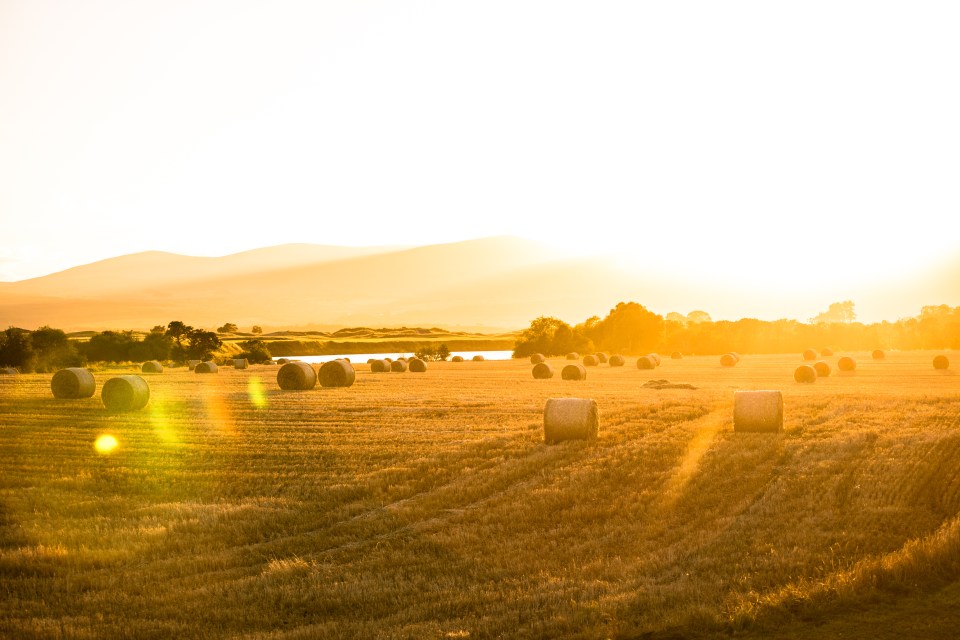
[94,434,118,454]
[248,376,267,408]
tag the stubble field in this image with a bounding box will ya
[2,351,959,639]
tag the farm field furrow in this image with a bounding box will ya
[1,351,959,639]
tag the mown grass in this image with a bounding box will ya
[1,351,958,638]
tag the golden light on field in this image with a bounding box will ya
[94,434,118,454]
[248,376,267,409]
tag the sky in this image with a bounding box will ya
[1,1,958,319]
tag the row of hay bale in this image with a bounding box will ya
[366,357,429,373]
[50,368,149,412]
[277,360,357,390]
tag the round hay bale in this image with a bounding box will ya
[397,357,407,363]
[933,355,950,370]
[51,368,95,399]
[872,349,886,360]
[277,358,290,365]
[366,358,376,364]
[370,359,391,373]
[561,363,587,380]
[451,355,464,362]
[390,359,408,372]
[794,364,817,384]
[821,348,834,356]
[730,352,741,362]
[595,352,608,364]
[802,349,817,361]
[813,361,832,377]
[318,360,356,387]
[409,358,427,373]
[141,361,163,374]
[609,355,625,367]
[583,354,599,367]
[101,375,150,412]
[188,359,202,369]
[636,356,656,370]
[671,351,683,359]
[233,358,249,370]
[566,352,579,360]
[733,390,783,433]
[837,356,857,372]
[0,367,18,375]
[277,361,317,390]
[472,355,485,362]
[543,397,599,443]
[720,353,738,367]
[648,353,662,366]
[384,358,393,363]
[532,362,554,379]
[530,353,545,365]
[194,361,218,374]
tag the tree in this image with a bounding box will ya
[166,321,193,362]
[414,343,451,361]
[217,323,238,334]
[687,310,712,324]
[512,317,591,358]
[592,302,664,354]
[186,329,222,361]
[82,331,137,363]
[812,301,856,324]
[237,339,272,364]
[251,326,263,335]
[30,326,82,372]
[0,327,34,371]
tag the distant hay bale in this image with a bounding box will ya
[141,361,163,374]
[232,358,249,370]
[370,359,391,373]
[671,352,683,359]
[384,358,394,363]
[408,358,427,373]
[366,358,376,364]
[188,359,202,369]
[530,353,546,365]
[720,353,738,367]
[609,355,625,367]
[51,368,95,399]
[837,356,857,372]
[318,360,356,387]
[277,361,317,390]
[451,356,464,362]
[390,359,408,372]
[277,358,290,365]
[194,362,218,374]
[872,349,886,360]
[648,353,662,366]
[566,352,579,360]
[101,375,150,412]
[813,361,832,377]
[472,355,485,362]
[397,357,407,363]
[532,362,554,379]
[341,357,351,363]
[595,352,608,364]
[821,348,834,356]
[0,367,18,375]
[802,349,817,361]
[561,363,587,380]
[733,390,783,433]
[933,355,950,370]
[543,398,599,443]
[636,356,656,370]
[730,352,741,362]
[583,354,599,367]
[794,365,817,384]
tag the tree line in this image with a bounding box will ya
[513,302,960,357]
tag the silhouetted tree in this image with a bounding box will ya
[237,339,272,364]
[0,327,34,371]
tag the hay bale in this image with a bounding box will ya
[472,355,485,362]
[733,390,783,433]
[561,363,587,380]
[933,355,950,370]
[794,365,817,383]
[566,352,579,360]
[277,358,290,365]
[730,352,741,362]
[802,349,817,361]
[51,368,95,399]
[366,358,376,364]
[532,362,554,379]
[370,359,391,373]
[636,356,656,370]
[277,361,317,390]
[140,361,163,374]
[408,358,427,373]
[233,358,249,370]
[195,361,218,374]
[720,353,738,367]
[595,352,608,364]
[543,398,599,443]
[0,367,18,375]
[648,353,662,366]
[609,355,625,367]
[837,356,857,372]
[583,354,599,367]
[671,351,683,359]
[188,359,201,369]
[821,348,834,356]
[451,355,464,362]
[872,349,886,360]
[813,361,832,377]
[390,359,408,372]
[384,358,394,363]
[318,360,356,387]
[530,353,546,365]
[101,375,150,412]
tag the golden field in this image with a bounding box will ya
[2,351,959,639]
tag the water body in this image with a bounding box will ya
[275,350,515,364]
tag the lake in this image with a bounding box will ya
[275,349,515,364]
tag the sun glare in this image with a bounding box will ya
[248,377,267,409]
[94,434,118,454]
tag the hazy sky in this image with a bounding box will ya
[2,2,958,309]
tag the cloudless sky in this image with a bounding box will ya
[1,1,958,318]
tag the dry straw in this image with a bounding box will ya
[794,365,817,384]
[609,355,625,367]
[532,362,554,379]
[813,361,832,377]
[933,355,950,370]
[595,352,608,363]
[51,368,96,399]
[802,349,817,361]
[141,361,163,374]
[636,356,656,370]
[195,362,218,374]
[543,397,599,443]
[409,358,427,373]
[101,375,150,412]
[821,348,834,356]
[838,356,857,372]
[648,353,662,366]
[583,354,599,367]
[390,359,408,373]
[277,361,317,390]
[370,359,391,373]
[319,360,356,387]
[530,353,545,364]
[233,358,249,370]
[561,363,587,380]
[733,390,783,433]
[720,353,738,367]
